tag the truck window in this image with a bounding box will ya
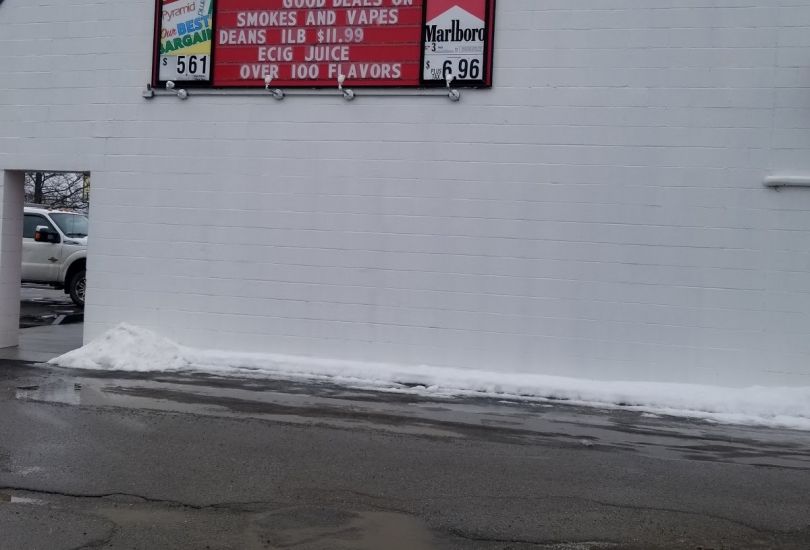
[23,214,54,239]
[49,213,88,238]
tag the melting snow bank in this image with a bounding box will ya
[50,323,810,431]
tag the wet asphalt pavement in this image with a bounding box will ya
[18,285,83,329]
[1,360,810,550]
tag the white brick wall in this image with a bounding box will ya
[3,0,810,385]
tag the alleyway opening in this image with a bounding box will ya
[0,169,89,359]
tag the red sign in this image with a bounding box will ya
[153,0,495,88]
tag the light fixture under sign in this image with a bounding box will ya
[142,84,463,102]
[165,80,188,100]
[446,75,460,102]
[264,76,285,100]
[337,74,355,101]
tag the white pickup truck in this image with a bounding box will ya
[22,206,88,306]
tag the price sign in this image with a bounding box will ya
[158,0,214,81]
[423,0,489,85]
[161,54,212,79]
[316,27,365,44]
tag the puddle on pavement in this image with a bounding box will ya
[18,500,440,550]
[15,368,810,469]
[249,507,437,550]
[16,383,82,405]
[0,493,44,505]
[13,378,467,439]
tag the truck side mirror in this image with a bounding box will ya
[34,225,60,243]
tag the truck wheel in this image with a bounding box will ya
[68,269,86,307]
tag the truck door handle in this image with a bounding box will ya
[48,257,59,262]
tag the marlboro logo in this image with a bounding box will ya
[424,0,487,43]
[425,19,486,42]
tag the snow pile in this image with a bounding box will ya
[50,323,810,430]
[54,324,189,372]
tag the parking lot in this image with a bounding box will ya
[18,283,83,329]
[4,286,810,549]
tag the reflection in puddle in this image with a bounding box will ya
[16,383,81,405]
[251,507,437,550]
[348,511,437,550]
[91,504,439,549]
[15,369,810,470]
[0,493,44,505]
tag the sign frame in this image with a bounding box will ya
[419,0,496,89]
[153,0,218,89]
[151,0,496,90]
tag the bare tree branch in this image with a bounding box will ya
[24,172,89,212]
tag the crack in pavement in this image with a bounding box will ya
[448,530,619,548]
[0,484,385,524]
[324,487,800,538]
[0,485,293,515]
[5,483,805,539]
[561,493,790,536]
[3,485,808,549]
[447,528,553,546]
[0,485,207,510]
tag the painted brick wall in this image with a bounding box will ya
[0,172,23,348]
[3,0,810,385]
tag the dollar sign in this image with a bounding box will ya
[426,61,431,69]
[317,29,323,42]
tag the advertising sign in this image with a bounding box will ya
[153,0,495,88]
[158,0,215,81]
[423,0,488,85]
[214,0,425,87]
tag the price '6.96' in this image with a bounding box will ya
[442,58,481,80]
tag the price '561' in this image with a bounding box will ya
[176,55,208,75]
